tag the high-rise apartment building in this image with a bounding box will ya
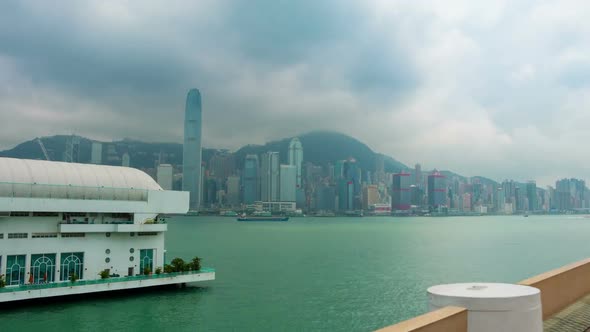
[182,88,202,211]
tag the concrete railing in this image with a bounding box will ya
[376,257,590,331]
[519,257,590,320]
[375,306,467,332]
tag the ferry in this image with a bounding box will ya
[237,214,289,222]
[219,210,238,217]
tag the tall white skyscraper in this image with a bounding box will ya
[157,164,174,190]
[90,142,102,164]
[261,152,280,202]
[182,89,202,211]
[280,164,297,202]
[288,138,303,188]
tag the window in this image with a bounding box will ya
[30,254,56,283]
[138,232,158,236]
[66,212,87,217]
[140,249,154,274]
[32,212,59,217]
[32,233,58,238]
[0,233,3,239]
[60,252,84,280]
[6,255,26,285]
[10,212,29,217]
[8,233,28,239]
[61,233,85,238]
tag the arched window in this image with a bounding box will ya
[6,255,26,285]
[31,254,56,283]
[140,249,154,274]
[60,252,84,281]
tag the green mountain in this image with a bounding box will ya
[0,131,409,175]
[234,131,408,172]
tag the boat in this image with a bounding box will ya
[237,214,289,222]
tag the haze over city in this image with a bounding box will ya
[1,1,590,185]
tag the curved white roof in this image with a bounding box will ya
[0,157,161,201]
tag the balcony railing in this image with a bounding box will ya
[0,268,215,294]
[0,181,149,202]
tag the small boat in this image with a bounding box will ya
[237,214,289,222]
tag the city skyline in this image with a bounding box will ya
[1,2,590,186]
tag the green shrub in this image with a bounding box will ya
[69,273,78,283]
[155,267,162,275]
[0,275,6,288]
[99,269,110,279]
[170,258,186,272]
[163,264,174,273]
[143,265,152,275]
[189,257,201,271]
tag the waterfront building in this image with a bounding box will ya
[279,165,297,202]
[255,201,296,213]
[242,155,259,204]
[156,164,173,190]
[182,88,203,211]
[208,151,235,180]
[337,178,354,211]
[362,185,379,210]
[0,157,214,303]
[288,138,303,188]
[260,152,280,202]
[90,142,102,164]
[392,172,412,210]
[427,171,447,209]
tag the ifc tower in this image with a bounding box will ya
[182,89,202,211]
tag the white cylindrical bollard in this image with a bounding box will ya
[428,283,542,332]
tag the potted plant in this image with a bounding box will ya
[143,265,152,275]
[99,269,110,279]
[155,267,162,275]
[69,273,78,283]
[0,274,5,288]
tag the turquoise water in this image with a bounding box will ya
[2,215,590,331]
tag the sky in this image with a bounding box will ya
[1,0,589,186]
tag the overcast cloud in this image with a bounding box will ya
[1,0,589,185]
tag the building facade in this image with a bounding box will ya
[182,88,203,211]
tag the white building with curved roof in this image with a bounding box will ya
[0,157,214,303]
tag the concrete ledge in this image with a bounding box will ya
[519,258,590,320]
[59,223,167,233]
[0,271,214,303]
[375,306,467,332]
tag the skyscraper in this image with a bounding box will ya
[182,89,202,211]
[157,164,174,190]
[279,164,297,202]
[260,152,280,202]
[392,172,412,210]
[288,138,303,188]
[526,181,537,211]
[427,171,447,209]
[242,155,259,204]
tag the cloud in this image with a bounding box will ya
[1,0,590,186]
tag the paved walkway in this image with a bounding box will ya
[545,293,590,331]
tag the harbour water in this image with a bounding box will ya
[3,215,590,331]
